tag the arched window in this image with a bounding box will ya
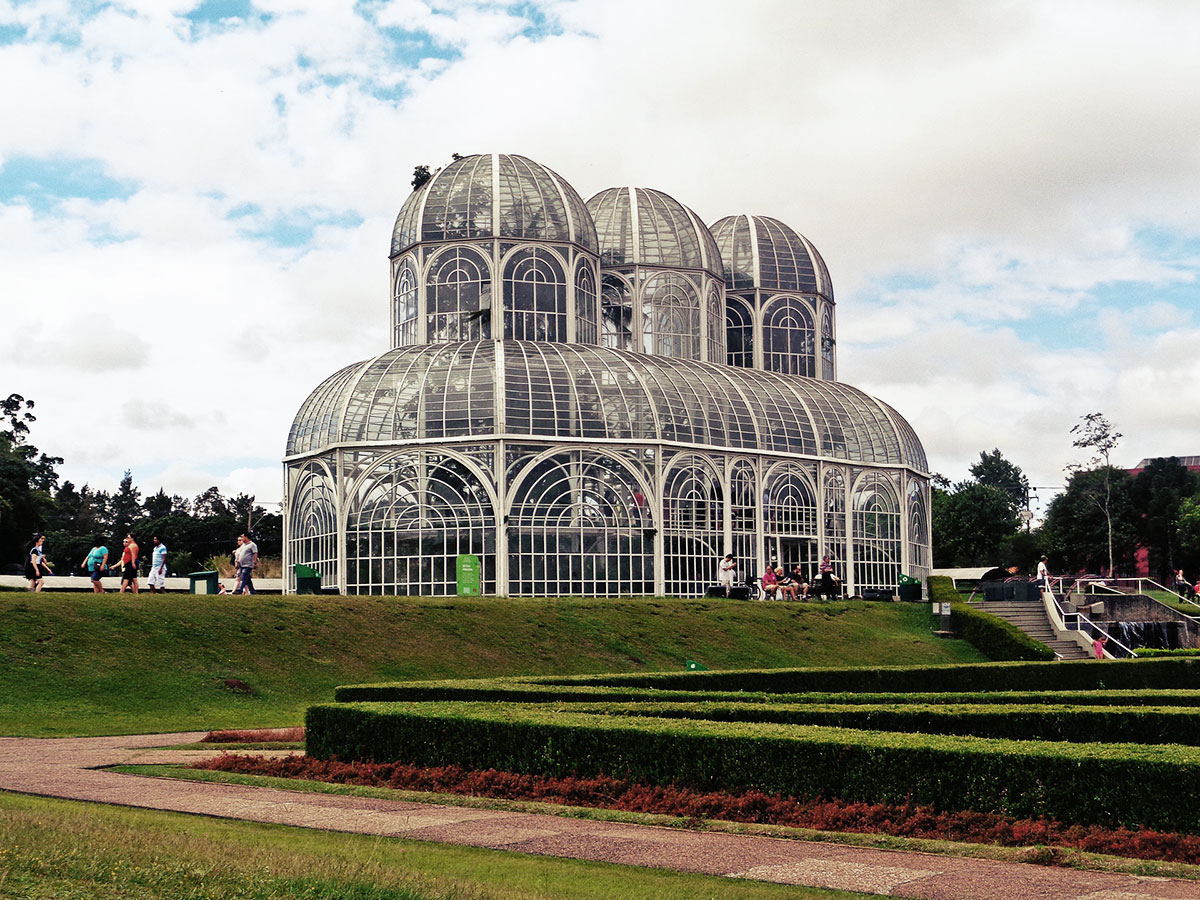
[852,473,901,591]
[730,460,757,580]
[725,296,753,368]
[427,246,492,342]
[600,273,633,351]
[504,247,567,342]
[706,288,724,364]
[575,261,598,346]
[821,306,835,380]
[287,460,339,589]
[508,450,652,596]
[642,272,699,359]
[763,462,818,576]
[763,296,815,376]
[907,479,930,571]
[345,451,494,596]
[663,454,724,596]
[392,256,419,348]
[822,467,847,582]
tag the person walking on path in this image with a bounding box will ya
[25,534,51,591]
[233,533,258,595]
[147,536,168,593]
[717,554,736,597]
[1036,556,1050,593]
[81,538,108,593]
[119,534,139,593]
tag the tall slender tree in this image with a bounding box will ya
[1068,413,1123,576]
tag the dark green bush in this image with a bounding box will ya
[336,656,1200,702]
[926,575,1055,662]
[306,701,1200,832]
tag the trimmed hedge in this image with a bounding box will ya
[335,656,1200,702]
[586,700,1200,745]
[305,700,1200,832]
[927,575,1056,662]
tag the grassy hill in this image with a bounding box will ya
[1,592,985,736]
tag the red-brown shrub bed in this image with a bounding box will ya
[191,753,1200,864]
[200,727,305,743]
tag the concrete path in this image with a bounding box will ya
[2,732,1199,899]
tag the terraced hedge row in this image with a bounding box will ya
[335,656,1200,702]
[306,700,1200,832]
[313,657,1200,832]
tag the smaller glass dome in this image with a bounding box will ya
[391,153,598,256]
[710,214,833,299]
[587,187,722,274]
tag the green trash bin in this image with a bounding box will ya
[897,574,922,602]
[188,571,219,594]
[295,564,322,595]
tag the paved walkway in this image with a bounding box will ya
[2,732,1199,899]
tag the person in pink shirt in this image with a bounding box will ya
[761,565,779,599]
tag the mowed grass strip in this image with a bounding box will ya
[0,792,870,900]
[0,592,983,736]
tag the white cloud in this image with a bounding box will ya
[1,0,1199,509]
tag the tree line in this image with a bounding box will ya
[1,393,281,577]
[933,414,1200,583]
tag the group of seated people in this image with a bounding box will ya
[761,554,841,600]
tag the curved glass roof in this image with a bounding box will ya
[709,214,833,299]
[587,187,722,275]
[391,154,598,256]
[287,341,925,471]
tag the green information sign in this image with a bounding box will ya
[456,554,482,596]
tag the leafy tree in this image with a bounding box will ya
[1,392,35,443]
[109,469,143,537]
[1041,466,1137,574]
[1068,412,1123,576]
[411,164,431,190]
[932,482,1021,567]
[1131,457,1200,581]
[192,486,229,518]
[970,449,1030,509]
[0,393,59,562]
[1180,497,1200,571]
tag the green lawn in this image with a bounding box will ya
[0,792,869,900]
[0,592,985,737]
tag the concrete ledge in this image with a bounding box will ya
[0,575,283,593]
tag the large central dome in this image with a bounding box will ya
[391,153,598,256]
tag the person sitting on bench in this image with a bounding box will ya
[762,565,779,599]
[790,564,810,600]
[775,566,799,601]
[817,554,840,598]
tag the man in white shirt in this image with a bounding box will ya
[1036,556,1050,592]
[148,536,168,593]
[234,533,258,595]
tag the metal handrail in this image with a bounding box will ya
[1075,612,1139,659]
[1043,585,1137,658]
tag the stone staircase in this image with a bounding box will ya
[967,599,1091,660]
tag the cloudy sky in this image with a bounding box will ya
[2,0,1198,519]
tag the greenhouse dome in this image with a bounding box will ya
[585,187,725,363]
[285,153,930,598]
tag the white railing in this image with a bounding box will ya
[1043,584,1137,659]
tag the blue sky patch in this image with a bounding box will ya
[184,0,273,36]
[0,23,27,45]
[0,156,138,212]
[233,206,365,247]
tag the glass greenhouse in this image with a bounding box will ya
[284,153,931,596]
